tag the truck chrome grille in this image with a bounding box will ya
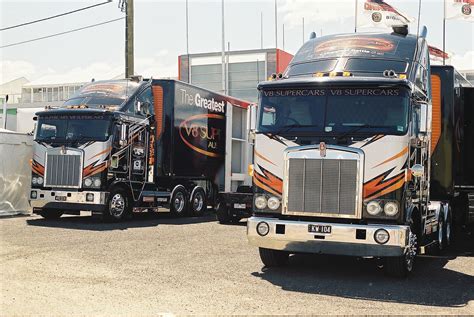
[45,153,82,188]
[286,158,358,217]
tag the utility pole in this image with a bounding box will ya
[125,0,134,78]
[274,0,278,49]
[221,0,226,94]
[2,95,8,130]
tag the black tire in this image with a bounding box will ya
[170,187,188,216]
[443,209,452,249]
[104,188,131,222]
[190,188,206,216]
[216,202,232,224]
[384,230,417,278]
[259,248,289,267]
[39,209,63,220]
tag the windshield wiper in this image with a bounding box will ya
[270,124,320,136]
[335,124,388,142]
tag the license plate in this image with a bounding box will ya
[233,203,246,209]
[55,196,66,201]
[308,224,332,234]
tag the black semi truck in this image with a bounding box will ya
[29,79,253,221]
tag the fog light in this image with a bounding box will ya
[30,191,37,199]
[86,193,94,202]
[374,229,390,244]
[256,221,270,236]
[255,196,267,209]
[267,196,281,210]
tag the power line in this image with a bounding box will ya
[0,0,112,32]
[0,17,125,49]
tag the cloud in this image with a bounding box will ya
[0,60,37,84]
[451,51,474,70]
[280,0,354,29]
[3,50,178,86]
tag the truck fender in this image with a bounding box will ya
[108,181,133,199]
[171,184,188,200]
[189,186,205,202]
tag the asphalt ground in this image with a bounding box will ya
[1,212,473,315]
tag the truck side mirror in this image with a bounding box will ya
[247,103,257,143]
[119,123,128,147]
[419,103,428,134]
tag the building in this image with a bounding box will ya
[178,48,293,102]
[459,69,474,85]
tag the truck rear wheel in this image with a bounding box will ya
[105,188,131,222]
[39,209,63,220]
[259,248,289,267]
[171,187,188,216]
[384,230,417,277]
[190,188,206,216]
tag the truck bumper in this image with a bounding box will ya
[247,217,410,257]
[29,189,108,213]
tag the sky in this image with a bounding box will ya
[0,0,473,85]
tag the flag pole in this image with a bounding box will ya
[354,0,358,33]
[443,0,446,65]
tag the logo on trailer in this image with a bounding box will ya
[462,4,471,15]
[319,142,327,158]
[372,12,382,22]
[179,114,225,158]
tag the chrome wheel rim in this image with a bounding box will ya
[438,220,444,247]
[446,217,451,245]
[110,193,125,218]
[174,192,185,213]
[405,231,417,272]
[193,192,204,212]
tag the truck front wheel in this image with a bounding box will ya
[105,189,131,222]
[259,248,289,267]
[39,209,63,220]
[384,230,417,277]
[216,203,231,224]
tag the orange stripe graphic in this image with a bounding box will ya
[254,167,283,195]
[363,171,405,199]
[365,178,405,201]
[253,175,280,197]
[31,160,45,176]
[254,150,276,166]
[373,146,408,168]
[90,147,112,160]
[83,162,108,178]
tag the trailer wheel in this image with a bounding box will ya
[171,187,188,216]
[39,209,63,220]
[259,248,289,267]
[384,230,417,277]
[105,188,131,222]
[190,188,206,216]
[216,203,232,224]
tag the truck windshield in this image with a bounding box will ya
[35,115,112,142]
[63,80,140,109]
[258,88,409,135]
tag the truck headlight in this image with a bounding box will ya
[32,177,38,185]
[384,201,399,216]
[267,196,281,210]
[37,176,44,185]
[255,196,267,209]
[366,201,382,216]
[84,178,92,187]
[93,178,101,187]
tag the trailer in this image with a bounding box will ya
[29,79,253,221]
[245,27,474,277]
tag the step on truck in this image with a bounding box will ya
[29,78,253,221]
[246,27,474,277]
